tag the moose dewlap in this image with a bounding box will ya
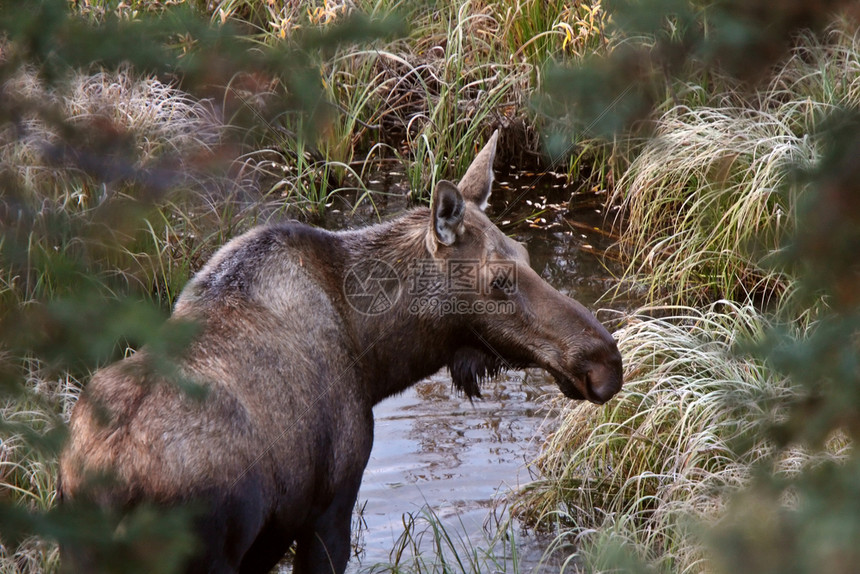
[59,131,623,574]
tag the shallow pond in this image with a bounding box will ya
[284,172,634,572]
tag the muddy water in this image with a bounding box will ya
[311,173,630,571]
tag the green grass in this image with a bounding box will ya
[58,0,619,206]
[253,0,537,199]
[211,0,615,201]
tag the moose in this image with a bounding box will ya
[59,131,623,574]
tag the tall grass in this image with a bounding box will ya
[496,0,609,66]
[610,22,860,307]
[63,1,618,208]
[9,3,857,573]
[1,66,222,198]
[0,62,242,570]
[216,0,617,202]
[612,103,811,305]
[256,0,533,199]
[515,23,860,573]
[517,302,849,573]
[393,1,526,191]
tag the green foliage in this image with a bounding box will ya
[0,2,625,567]
[0,501,199,574]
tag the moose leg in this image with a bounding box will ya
[292,484,361,574]
[186,480,269,574]
[237,521,294,574]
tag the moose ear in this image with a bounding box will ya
[430,180,465,247]
[457,129,499,211]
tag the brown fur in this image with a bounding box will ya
[59,131,623,573]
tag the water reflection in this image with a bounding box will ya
[353,369,560,570]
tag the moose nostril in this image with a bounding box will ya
[586,364,622,404]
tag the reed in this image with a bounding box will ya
[363,505,523,574]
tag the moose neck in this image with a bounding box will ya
[338,209,460,405]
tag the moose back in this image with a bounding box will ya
[59,131,623,574]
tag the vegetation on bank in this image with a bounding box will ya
[515,6,860,574]
[1,1,859,573]
[610,24,860,308]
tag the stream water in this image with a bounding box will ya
[281,171,634,572]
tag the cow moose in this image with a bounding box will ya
[59,130,623,573]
